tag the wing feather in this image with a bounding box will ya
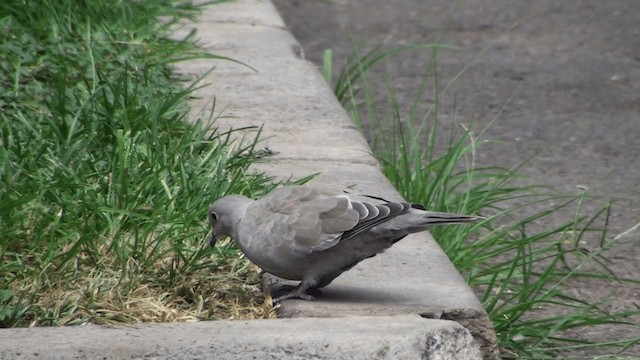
[350,202,368,219]
[340,201,412,242]
[360,202,379,221]
[241,187,360,256]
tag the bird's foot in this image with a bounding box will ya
[271,284,321,303]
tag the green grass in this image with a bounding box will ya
[324,44,640,359]
[0,0,277,326]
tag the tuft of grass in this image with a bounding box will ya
[327,43,454,106]
[325,43,640,358]
[0,0,276,326]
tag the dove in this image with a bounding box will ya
[208,185,481,302]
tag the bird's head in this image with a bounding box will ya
[208,195,253,247]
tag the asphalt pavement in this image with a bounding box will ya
[273,0,640,356]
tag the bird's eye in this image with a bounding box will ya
[209,211,218,221]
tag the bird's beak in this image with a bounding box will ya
[210,232,218,248]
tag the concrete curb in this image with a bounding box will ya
[173,0,498,358]
[1,1,498,359]
[0,315,482,359]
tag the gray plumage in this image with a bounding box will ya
[208,185,481,302]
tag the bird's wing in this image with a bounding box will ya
[241,186,416,256]
[240,186,358,256]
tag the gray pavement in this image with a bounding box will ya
[273,0,640,356]
[0,315,482,360]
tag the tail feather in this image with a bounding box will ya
[396,210,482,234]
[421,211,484,225]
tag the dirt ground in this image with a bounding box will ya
[272,0,639,357]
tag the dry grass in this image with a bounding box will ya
[7,250,276,327]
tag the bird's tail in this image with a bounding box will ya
[420,211,483,226]
[395,210,483,234]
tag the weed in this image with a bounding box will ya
[325,44,640,358]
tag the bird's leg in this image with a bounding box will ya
[272,280,319,303]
